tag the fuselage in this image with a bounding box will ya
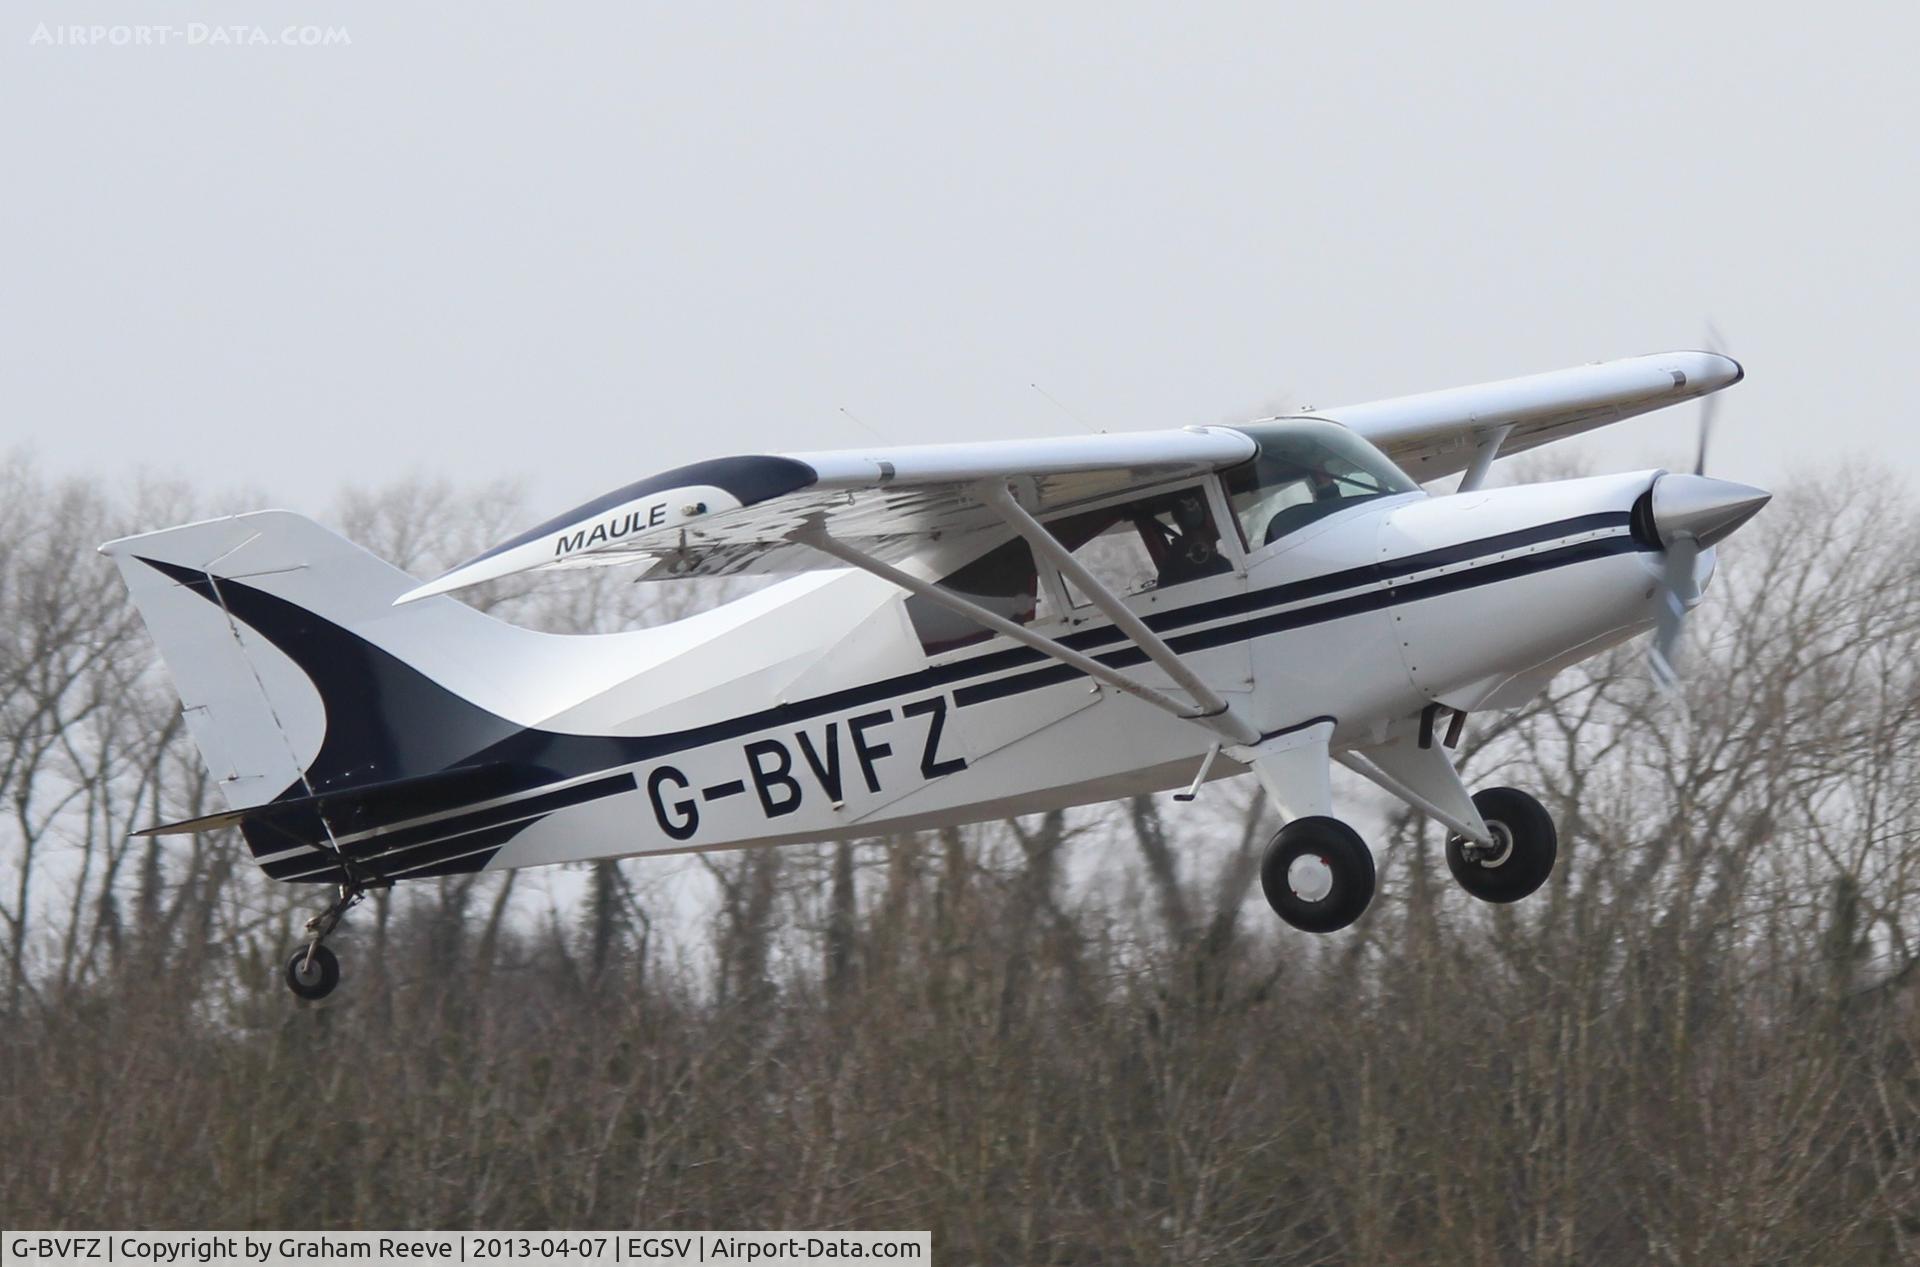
[464,468,1678,874]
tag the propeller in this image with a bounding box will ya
[1648,535,1699,694]
[1691,320,1724,477]
[1647,327,1767,694]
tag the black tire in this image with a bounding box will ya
[1446,787,1557,904]
[1260,816,1377,933]
[285,944,340,1000]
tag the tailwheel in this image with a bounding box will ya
[1446,787,1557,904]
[284,877,366,1000]
[1261,816,1376,933]
[286,944,340,999]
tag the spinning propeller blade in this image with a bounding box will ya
[1648,535,1700,693]
[1692,391,1718,478]
[1650,324,1764,694]
[1692,322,1725,477]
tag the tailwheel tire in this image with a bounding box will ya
[285,944,340,1000]
[1261,816,1376,933]
[1446,787,1557,904]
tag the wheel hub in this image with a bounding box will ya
[1287,853,1335,903]
[1463,820,1514,868]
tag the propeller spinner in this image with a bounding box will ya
[1646,473,1771,691]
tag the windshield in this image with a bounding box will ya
[1223,419,1419,547]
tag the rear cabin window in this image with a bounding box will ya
[906,485,1234,655]
[1047,485,1231,606]
[906,537,1043,654]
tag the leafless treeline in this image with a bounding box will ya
[2,459,1917,1264]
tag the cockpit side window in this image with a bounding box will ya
[905,482,1233,655]
[1046,485,1231,605]
[1224,419,1418,547]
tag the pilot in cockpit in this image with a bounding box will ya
[1152,490,1233,587]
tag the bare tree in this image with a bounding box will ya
[2,464,1916,1261]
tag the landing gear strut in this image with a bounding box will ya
[285,879,367,1000]
[1261,816,1376,933]
[1446,787,1557,903]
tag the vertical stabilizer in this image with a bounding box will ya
[100,511,536,812]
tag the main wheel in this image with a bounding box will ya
[1446,787,1557,904]
[285,944,340,1000]
[1261,816,1376,933]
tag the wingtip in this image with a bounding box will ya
[1680,349,1744,391]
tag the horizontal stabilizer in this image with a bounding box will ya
[136,762,549,845]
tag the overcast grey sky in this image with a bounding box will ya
[5,2,1915,525]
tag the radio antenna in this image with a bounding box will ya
[1030,382,1102,434]
[837,406,888,445]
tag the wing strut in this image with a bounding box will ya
[1455,425,1514,493]
[794,523,1261,747]
[974,482,1259,739]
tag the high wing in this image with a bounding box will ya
[400,349,1742,604]
[1304,350,1743,484]
[398,428,1257,602]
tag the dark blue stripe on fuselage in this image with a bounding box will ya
[339,771,637,860]
[1059,509,1631,653]
[955,529,1642,705]
[474,511,1642,757]
[260,773,639,881]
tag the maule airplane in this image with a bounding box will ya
[103,351,1767,999]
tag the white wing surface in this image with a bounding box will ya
[398,428,1257,601]
[1305,350,1743,484]
[400,350,1743,603]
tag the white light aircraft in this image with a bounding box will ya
[104,351,1766,999]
